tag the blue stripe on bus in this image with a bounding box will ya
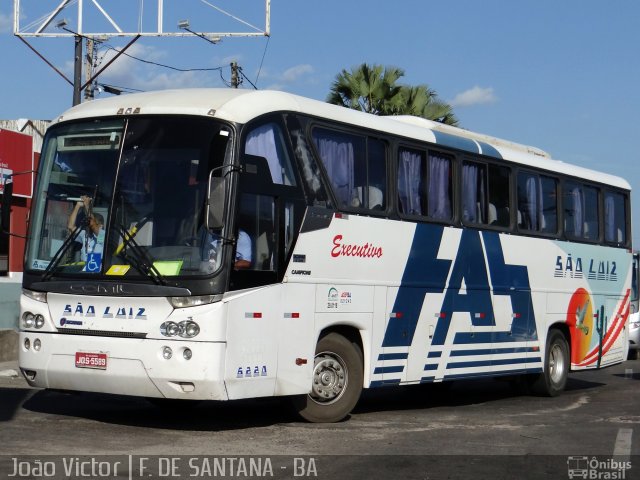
[453,333,542,345]
[446,357,533,369]
[450,347,536,356]
[424,364,438,371]
[377,352,409,361]
[370,379,402,388]
[427,351,442,358]
[373,365,405,374]
[420,376,436,383]
[443,367,542,381]
[432,131,479,154]
[477,141,502,159]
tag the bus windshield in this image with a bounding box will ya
[26,116,233,280]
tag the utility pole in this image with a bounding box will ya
[72,35,82,106]
[230,61,240,88]
[84,37,95,101]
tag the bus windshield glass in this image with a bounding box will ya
[26,116,233,279]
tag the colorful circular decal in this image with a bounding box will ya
[566,288,594,363]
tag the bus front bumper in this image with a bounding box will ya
[18,332,229,401]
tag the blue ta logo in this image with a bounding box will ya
[382,227,536,348]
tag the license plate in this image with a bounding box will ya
[75,352,108,370]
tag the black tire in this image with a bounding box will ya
[292,332,363,423]
[528,329,570,396]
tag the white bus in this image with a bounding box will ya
[14,89,632,422]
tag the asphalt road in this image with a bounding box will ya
[0,358,638,480]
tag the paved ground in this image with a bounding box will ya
[1,357,639,479]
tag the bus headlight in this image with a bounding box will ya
[22,312,35,329]
[160,322,181,337]
[160,320,200,338]
[34,314,45,329]
[180,320,200,338]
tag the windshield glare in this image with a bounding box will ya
[27,116,232,279]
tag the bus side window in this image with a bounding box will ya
[245,122,297,186]
[487,164,510,228]
[461,160,487,225]
[312,128,364,208]
[365,138,386,210]
[517,172,556,233]
[398,148,425,215]
[398,148,452,220]
[237,193,276,271]
[564,181,599,241]
[604,190,627,244]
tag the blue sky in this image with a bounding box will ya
[1,0,638,244]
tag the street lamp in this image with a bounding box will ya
[177,19,221,44]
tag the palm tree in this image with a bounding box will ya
[327,63,458,126]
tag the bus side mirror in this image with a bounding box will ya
[1,179,13,234]
[206,176,226,230]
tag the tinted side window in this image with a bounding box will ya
[367,138,387,210]
[398,148,452,221]
[604,191,627,244]
[462,160,509,227]
[312,128,386,212]
[245,122,297,186]
[517,172,558,234]
[398,148,425,216]
[461,160,487,224]
[564,181,599,241]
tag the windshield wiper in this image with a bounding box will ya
[115,223,167,285]
[42,226,83,281]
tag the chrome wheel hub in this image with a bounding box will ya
[310,352,348,404]
[549,344,566,384]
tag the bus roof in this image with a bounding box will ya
[56,88,630,190]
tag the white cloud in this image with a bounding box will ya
[281,64,313,82]
[97,44,213,92]
[0,13,11,33]
[450,86,497,107]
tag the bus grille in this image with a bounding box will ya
[56,328,147,339]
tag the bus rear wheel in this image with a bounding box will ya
[529,329,569,396]
[293,332,363,423]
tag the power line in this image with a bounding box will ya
[239,67,258,90]
[255,36,270,86]
[103,45,226,73]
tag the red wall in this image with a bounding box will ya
[0,130,38,274]
[0,129,34,198]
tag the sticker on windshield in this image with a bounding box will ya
[84,253,102,273]
[106,265,130,276]
[31,259,50,270]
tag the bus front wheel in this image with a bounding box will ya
[529,329,569,396]
[292,332,363,423]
